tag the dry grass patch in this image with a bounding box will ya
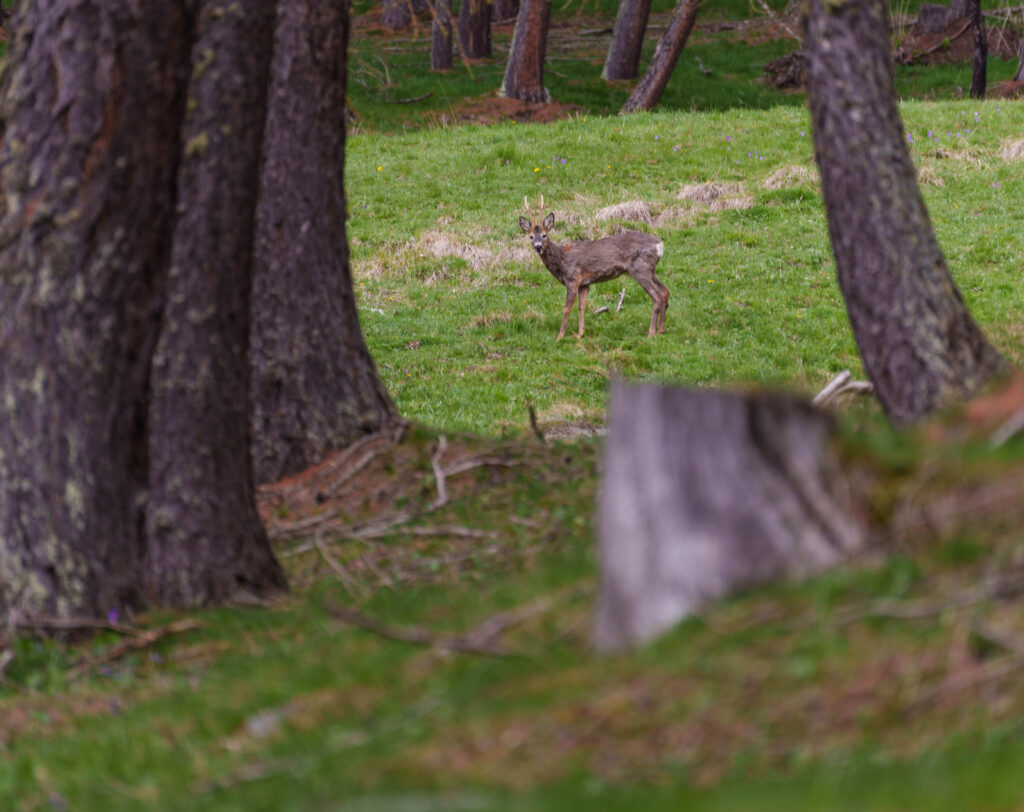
[676,181,753,212]
[762,164,818,190]
[918,165,945,187]
[933,146,987,168]
[467,310,515,329]
[1000,138,1024,161]
[417,230,532,272]
[593,199,655,225]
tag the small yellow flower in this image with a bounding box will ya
[377,166,383,171]
[534,167,540,172]
[708,279,714,284]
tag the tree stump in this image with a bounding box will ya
[593,381,866,652]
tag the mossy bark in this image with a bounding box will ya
[251,0,398,485]
[602,0,653,81]
[500,0,551,102]
[620,0,700,113]
[803,0,1006,424]
[432,0,454,71]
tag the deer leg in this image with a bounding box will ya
[577,286,589,338]
[633,276,661,338]
[655,280,669,334]
[558,284,578,341]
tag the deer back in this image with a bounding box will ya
[557,231,664,285]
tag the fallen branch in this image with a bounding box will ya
[430,435,449,509]
[811,369,874,407]
[13,615,140,636]
[68,618,203,682]
[386,91,434,104]
[990,405,1024,448]
[314,529,368,600]
[326,603,512,656]
[615,286,626,314]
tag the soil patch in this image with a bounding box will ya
[434,93,586,126]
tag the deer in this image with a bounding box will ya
[518,195,669,340]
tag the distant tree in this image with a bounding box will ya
[620,0,700,113]
[501,0,551,101]
[382,0,429,30]
[252,0,398,485]
[459,0,491,58]
[804,0,1006,422]
[969,0,987,97]
[432,0,454,70]
[603,0,653,81]
[493,0,520,21]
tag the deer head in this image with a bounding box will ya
[518,195,555,256]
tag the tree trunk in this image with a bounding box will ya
[969,0,987,98]
[145,0,286,604]
[493,0,520,21]
[459,0,492,59]
[382,0,412,30]
[432,0,454,70]
[620,0,700,113]
[803,0,1006,424]
[252,0,398,486]
[593,381,865,652]
[501,0,551,102]
[602,0,653,81]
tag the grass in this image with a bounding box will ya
[6,4,1024,809]
[350,101,1024,435]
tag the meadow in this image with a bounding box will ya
[5,4,1024,809]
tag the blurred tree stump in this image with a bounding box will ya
[593,381,866,652]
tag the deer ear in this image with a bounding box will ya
[543,212,555,230]
[518,216,531,233]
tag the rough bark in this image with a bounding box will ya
[145,0,286,604]
[593,381,864,653]
[620,0,700,113]
[382,0,428,30]
[500,0,551,102]
[0,0,189,619]
[968,0,987,98]
[803,0,1006,424]
[459,0,492,58]
[252,0,398,485]
[0,0,292,621]
[602,0,653,81]
[432,0,454,70]
[1016,34,1024,82]
[493,0,520,21]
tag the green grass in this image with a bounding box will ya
[349,101,1024,435]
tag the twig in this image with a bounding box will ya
[386,91,434,104]
[592,306,610,315]
[990,405,1024,448]
[195,759,300,795]
[430,435,448,509]
[68,618,203,682]
[13,615,140,636]
[615,287,626,314]
[811,369,874,407]
[313,528,367,600]
[326,603,512,656]
[528,403,546,444]
[443,457,524,477]
[752,0,800,40]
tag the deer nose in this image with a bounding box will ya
[533,244,543,253]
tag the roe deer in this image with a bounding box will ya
[518,195,669,339]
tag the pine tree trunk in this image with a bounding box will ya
[382,0,412,30]
[620,0,699,113]
[594,381,865,652]
[432,0,454,70]
[0,1,191,618]
[1014,35,1024,82]
[969,0,987,98]
[252,0,398,486]
[143,0,286,604]
[459,0,492,58]
[493,0,520,21]
[602,0,653,81]
[803,0,1006,424]
[501,0,551,102]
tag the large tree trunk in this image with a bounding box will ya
[803,0,1006,424]
[968,0,987,98]
[620,0,700,113]
[500,0,551,102]
[145,0,285,604]
[459,0,492,59]
[602,0,653,81]
[593,381,865,652]
[252,0,398,486]
[432,0,454,70]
